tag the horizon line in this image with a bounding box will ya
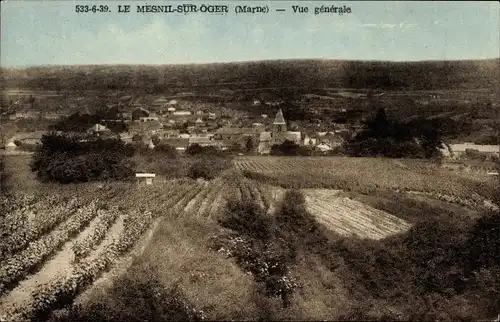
[2,56,500,69]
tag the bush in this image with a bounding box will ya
[50,278,204,322]
[274,190,331,254]
[270,140,312,156]
[0,157,9,196]
[187,160,215,180]
[155,143,179,158]
[465,211,500,271]
[214,196,300,307]
[185,143,204,156]
[187,156,232,181]
[185,144,227,158]
[218,199,273,241]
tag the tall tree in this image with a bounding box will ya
[419,119,443,159]
[245,136,255,152]
[370,108,390,138]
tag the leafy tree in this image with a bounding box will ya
[151,135,161,146]
[419,119,443,159]
[185,143,204,156]
[154,143,179,158]
[346,109,443,159]
[245,136,255,152]
[187,160,214,180]
[30,132,135,183]
[271,140,311,156]
[368,108,390,138]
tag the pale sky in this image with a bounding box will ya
[1,1,499,67]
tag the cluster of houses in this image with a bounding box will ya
[113,101,222,132]
[3,103,500,161]
[125,108,348,154]
[2,109,348,155]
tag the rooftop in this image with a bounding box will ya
[273,109,286,125]
[215,127,262,135]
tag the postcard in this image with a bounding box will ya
[1,1,499,321]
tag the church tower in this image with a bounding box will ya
[272,109,287,133]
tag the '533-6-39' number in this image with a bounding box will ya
[75,5,110,13]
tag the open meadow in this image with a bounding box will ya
[1,154,499,321]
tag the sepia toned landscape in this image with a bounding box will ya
[0,56,499,321]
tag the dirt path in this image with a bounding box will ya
[72,217,162,306]
[83,215,125,263]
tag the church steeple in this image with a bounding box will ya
[273,109,287,132]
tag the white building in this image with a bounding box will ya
[5,141,17,151]
[449,143,499,158]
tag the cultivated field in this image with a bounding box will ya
[1,155,497,320]
[302,189,411,239]
[235,156,498,210]
[0,160,277,320]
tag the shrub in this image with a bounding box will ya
[218,199,273,241]
[270,140,311,156]
[187,156,232,181]
[0,157,9,196]
[186,144,227,158]
[465,211,500,271]
[155,143,179,158]
[274,190,330,254]
[185,143,204,156]
[50,279,204,322]
[214,196,300,307]
[187,160,215,180]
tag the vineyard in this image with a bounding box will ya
[1,155,496,320]
[0,170,283,321]
[235,156,498,209]
[0,177,216,320]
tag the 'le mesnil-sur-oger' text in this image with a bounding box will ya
[75,4,352,16]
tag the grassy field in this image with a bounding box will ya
[1,154,498,320]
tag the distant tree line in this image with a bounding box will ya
[7,59,498,92]
[345,108,444,159]
[51,110,128,133]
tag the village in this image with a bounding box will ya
[2,95,349,154]
[2,95,498,173]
